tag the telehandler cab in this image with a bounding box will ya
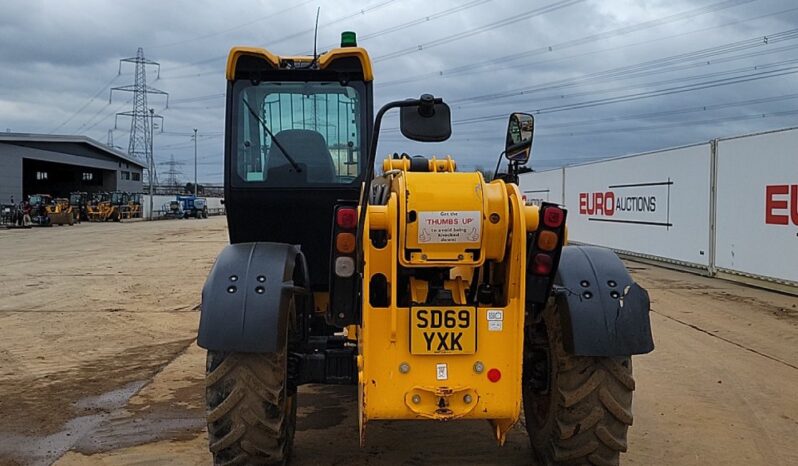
[198,32,654,465]
[69,192,88,222]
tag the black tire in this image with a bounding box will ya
[205,346,297,465]
[524,304,635,466]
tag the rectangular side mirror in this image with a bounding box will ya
[505,112,534,164]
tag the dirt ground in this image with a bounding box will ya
[1,217,796,465]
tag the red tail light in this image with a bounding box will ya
[336,207,357,229]
[533,253,553,275]
[543,206,564,228]
[487,368,502,383]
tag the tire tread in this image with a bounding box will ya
[205,351,294,465]
[525,304,636,465]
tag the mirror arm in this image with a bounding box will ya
[492,150,506,182]
[508,160,519,185]
[356,97,443,270]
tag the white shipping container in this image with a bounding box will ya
[561,144,712,267]
[714,128,798,284]
[518,168,564,207]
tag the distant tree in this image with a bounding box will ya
[474,165,494,181]
[184,182,205,195]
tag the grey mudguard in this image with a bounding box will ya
[553,245,654,356]
[198,242,302,353]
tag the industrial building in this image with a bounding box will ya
[0,133,144,203]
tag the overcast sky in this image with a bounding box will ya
[1,0,797,183]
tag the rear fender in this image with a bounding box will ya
[197,242,307,353]
[553,245,654,356]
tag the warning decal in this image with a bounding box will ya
[418,211,481,243]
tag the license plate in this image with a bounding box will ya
[410,307,476,355]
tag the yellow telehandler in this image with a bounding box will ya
[197,32,654,465]
[86,193,121,222]
[45,198,74,226]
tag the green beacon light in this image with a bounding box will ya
[341,31,357,48]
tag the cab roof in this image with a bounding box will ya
[226,46,373,81]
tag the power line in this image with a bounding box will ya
[157,134,223,150]
[538,93,798,133]
[447,92,798,144]
[154,2,792,112]
[49,74,120,134]
[520,107,798,168]
[161,0,580,81]
[458,7,798,87]
[150,0,780,122]
[373,0,587,63]
[302,0,493,54]
[161,0,400,76]
[169,93,225,105]
[147,0,317,50]
[382,60,798,138]
[75,96,130,134]
[379,0,758,86]
[451,29,798,106]
[445,92,798,143]
[399,105,798,169]
[415,60,798,128]
[162,130,223,137]
[539,107,798,138]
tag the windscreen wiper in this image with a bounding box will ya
[242,98,302,173]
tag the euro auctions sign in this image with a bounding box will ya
[765,184,798,226]
[578,179,673,228]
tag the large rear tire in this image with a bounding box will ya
[523,304,635,466]
[205,348,297,465]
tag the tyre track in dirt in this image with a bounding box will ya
[0,218,228,465]
[4,219,798,465]
[653,310,798,370]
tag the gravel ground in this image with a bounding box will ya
[1,217,796,465]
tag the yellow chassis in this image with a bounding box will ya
[358,158,540,444]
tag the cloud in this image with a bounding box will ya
[1,0,797,182]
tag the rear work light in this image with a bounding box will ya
[543,206,564,228]
[337,207,357,229]
[533,253,553,275]
[335,256,355,278]
[336,232,356,254]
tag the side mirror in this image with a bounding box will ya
[400,94,452,142]
[504,112,534,164]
